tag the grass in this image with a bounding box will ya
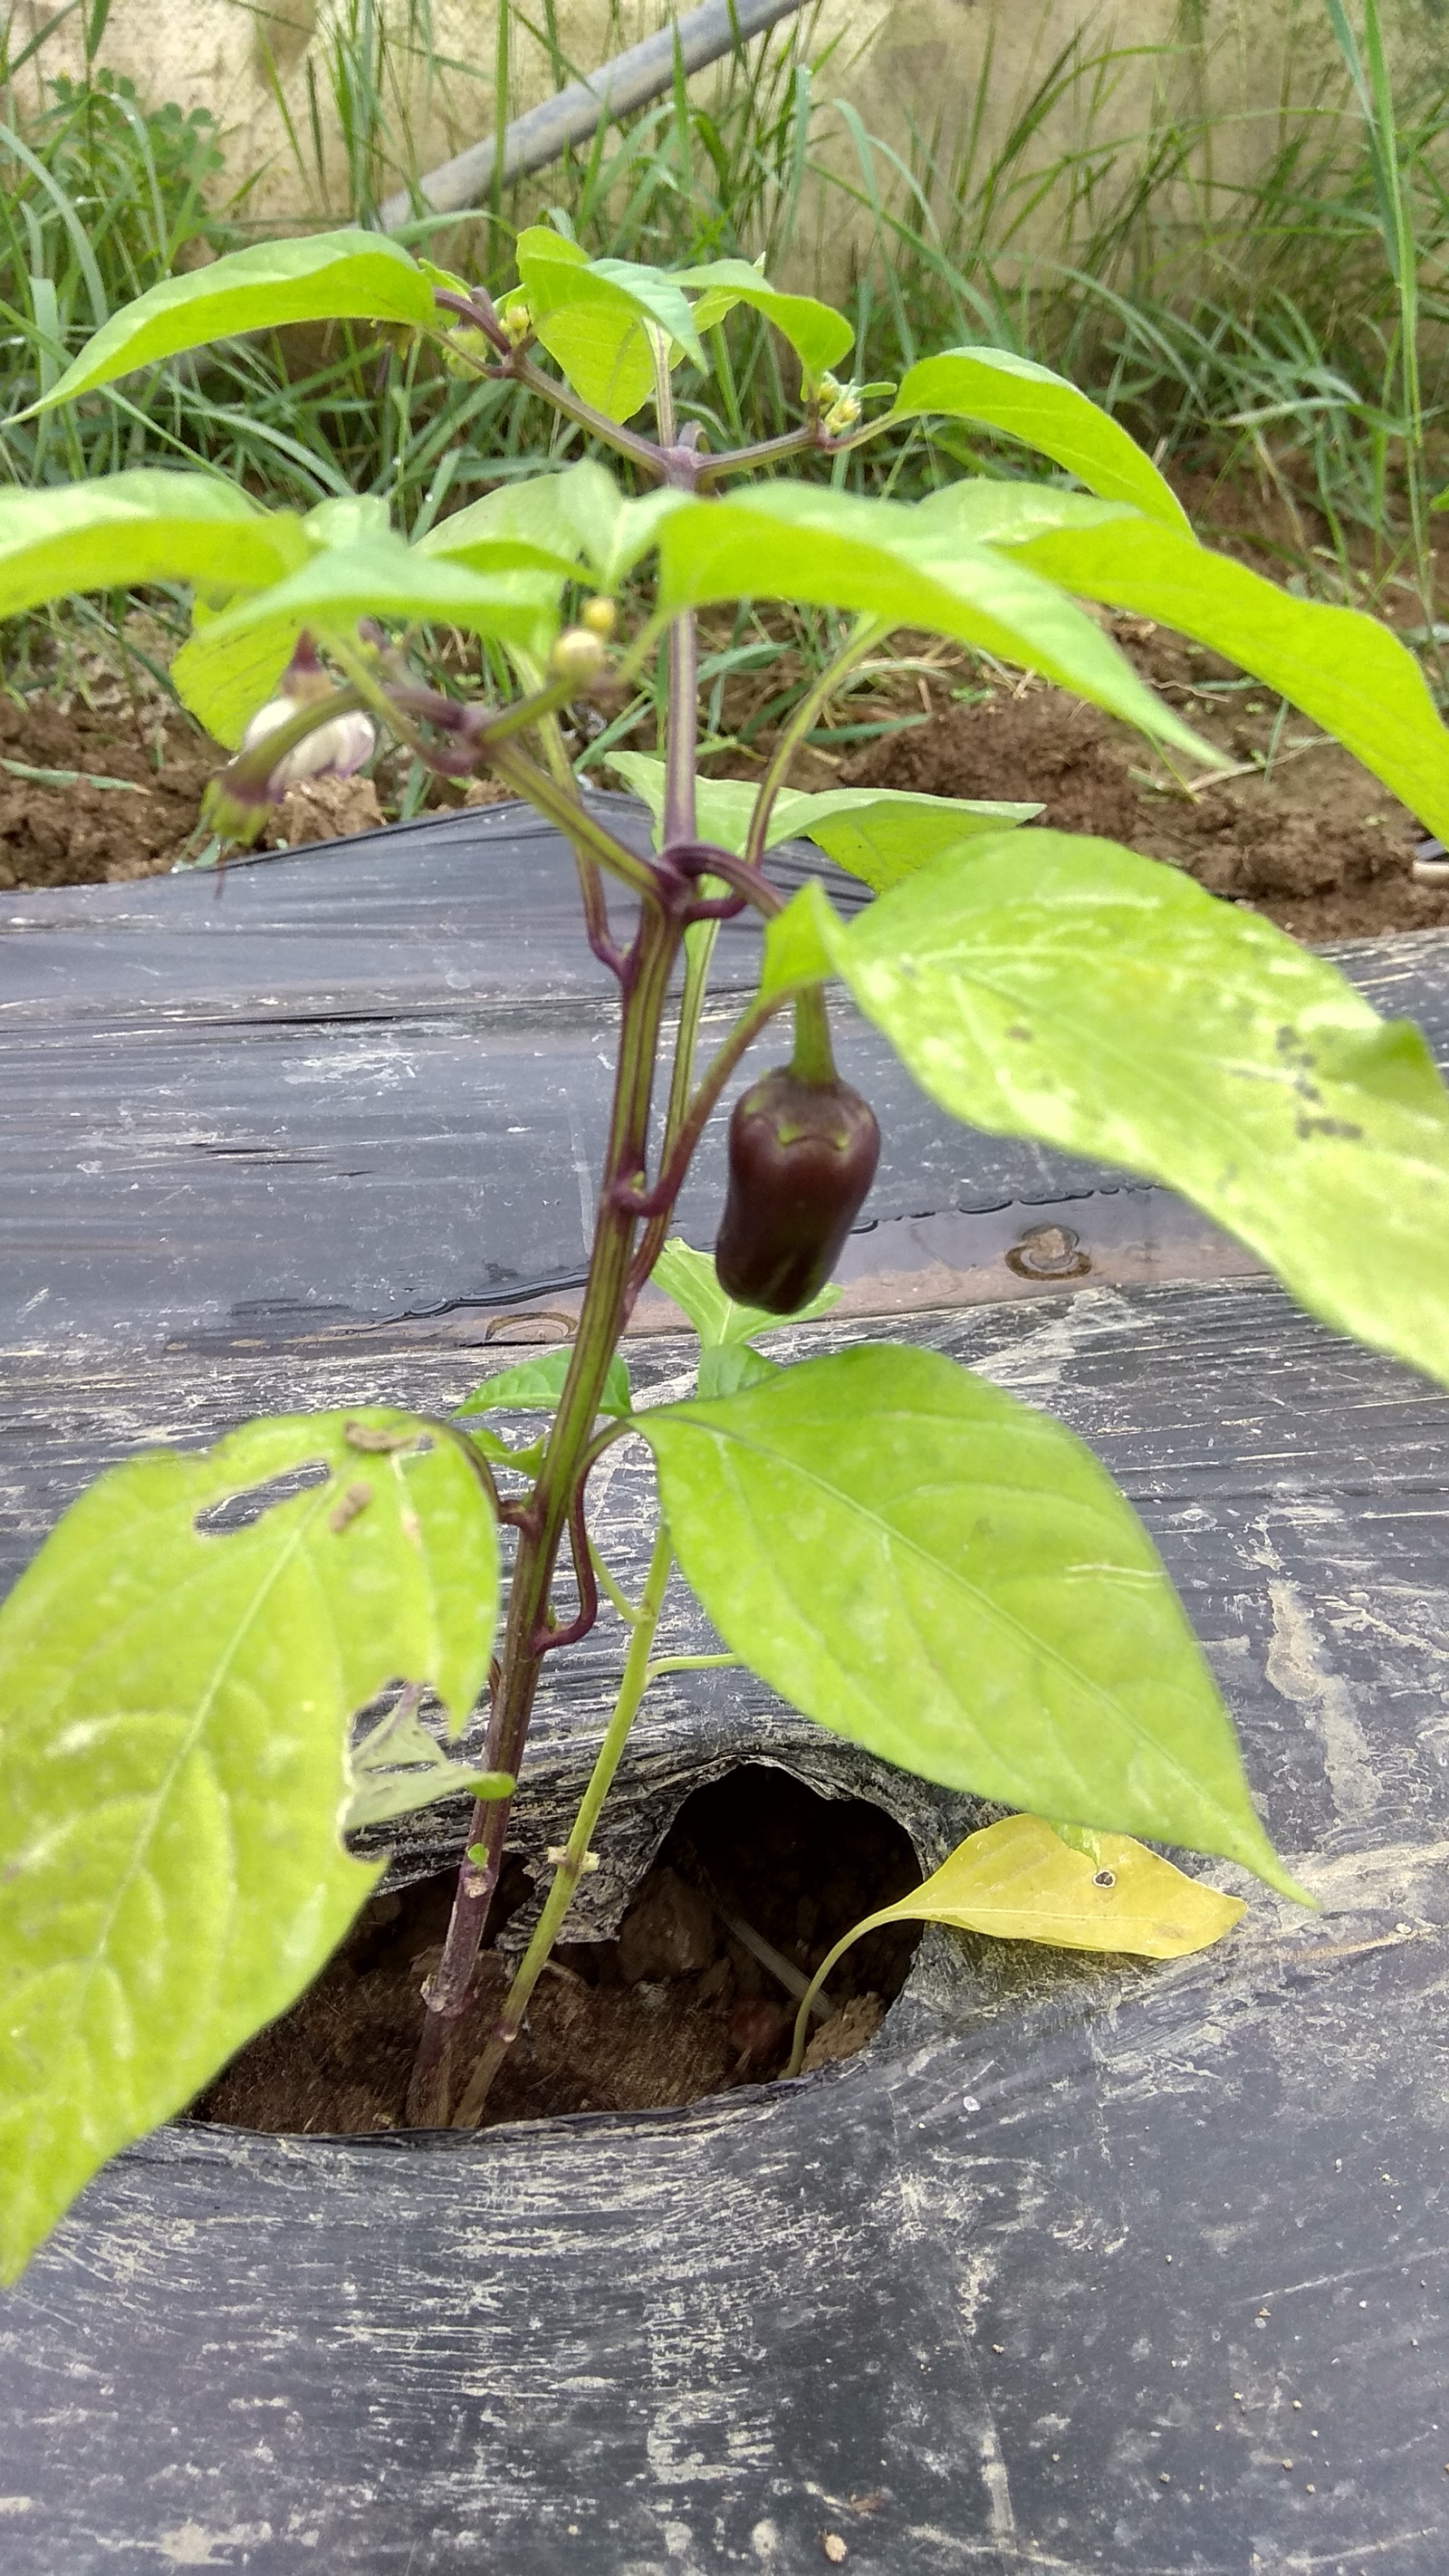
[1,0,1447,736]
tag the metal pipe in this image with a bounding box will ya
[377,0,811,233]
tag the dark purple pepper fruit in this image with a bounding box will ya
[714,1065,880,1315]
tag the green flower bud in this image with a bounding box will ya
[548,626,609,687]
[442,326,494,379]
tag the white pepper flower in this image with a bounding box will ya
[241,692,376,790]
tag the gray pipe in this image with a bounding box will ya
[377,0,811,232]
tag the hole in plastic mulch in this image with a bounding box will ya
[197,1764,925,2137]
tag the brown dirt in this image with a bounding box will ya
[198,1765,924,2137]
[7,518,1448,938]
[836,622,1449,941]
[0,694,216,889]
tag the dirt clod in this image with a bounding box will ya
[803,1994,887,2071]
[616,1866,717,1981]
[272,774,383,846]
[847,693,1139,841]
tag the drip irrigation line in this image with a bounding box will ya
[376,0,811,232]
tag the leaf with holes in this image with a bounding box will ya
[639,1344,1302,1897]
[757,837,1449,1393]
[787,1813,1245,2069]
[22,229,437,419]
[849,1812,1246,1958]
[0,1405,497,2281]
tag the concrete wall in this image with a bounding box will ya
[7,0,1445,258]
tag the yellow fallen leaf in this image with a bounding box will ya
[787,1812,1244,2073]
[891,1812,1246,1958]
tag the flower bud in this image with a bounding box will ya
[503,301,533,345]
[823,389,862,435]
[200,774,272,845]
[442,325,494,379]
[548,626,609,687]
[714,1067,880,1314]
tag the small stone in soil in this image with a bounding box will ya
[617,1867,717,1981]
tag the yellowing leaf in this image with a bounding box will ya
[787,1812,1246,2073]
[877,1812,1246,1957]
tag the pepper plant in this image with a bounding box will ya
[5,226,1449,2282]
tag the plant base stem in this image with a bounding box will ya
[450,1523,676,2129]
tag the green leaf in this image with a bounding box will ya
[514,232,703,423]
[302,493,393,551]
[24,229,437,419]
[0,472,308,621]
[926,483,1449,845]
[648,1237,840,1346]
[172,536,559,745]
[457,1347,632,1418]
[889,348,1192,533]
[412,476,585,580]
[655,486,1217,764]
[586,257,706,366]
[1050,1818,1102,1860]
[421,461,683,596]
[0,1405,498,2280]
[697,1342,782,1399]
[762,834,1449,1393]
[833,1812,1246,1959]
[671,257,854,383]
[756,870,848,1005]
[639,1345,1300,1896]
[608,749,1037,889]
[344,1698,513,1834]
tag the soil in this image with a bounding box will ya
[5,543,1448,937]
[0,695,216,889]
[198,1765,925,2136]
[833,623,1448,941]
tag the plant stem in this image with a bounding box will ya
[507,350,676,483]
[450,1522,677,2129]
[486,738,661,902]
[663,613,698,846]
[784,1909,896,2077]
[788,984,836,1084]
[743,615,886,865]
[624,977,792,1302]
[405,887,686,2125]
[694,421,833,487]
[663,915,718,1159]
